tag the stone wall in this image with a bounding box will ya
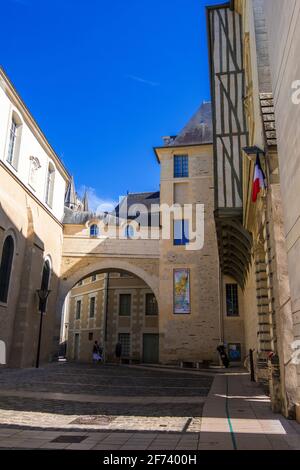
[67,273,159,363]
[157,144,221,364]
[0,163,64,367]
[264,0,300,404]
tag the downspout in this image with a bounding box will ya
[219,267,225,345]
[103,272,110,362]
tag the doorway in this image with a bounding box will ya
[143,334,159,364]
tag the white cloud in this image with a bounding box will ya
[125,74,160,87]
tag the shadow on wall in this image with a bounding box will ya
[0,203,60,368]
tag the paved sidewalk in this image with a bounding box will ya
[0,364,299,450]
[199,372,300,450]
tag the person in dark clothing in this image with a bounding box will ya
[115,341,122,364]
[92,341,102,363]
[217,344,230,368]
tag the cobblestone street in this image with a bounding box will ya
[0,363,211,449]
[0,363,299,450]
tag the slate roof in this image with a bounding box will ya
[63,207,119,225]
[167,102,213,147]
[115,191,160,218]
[63,191,160,226]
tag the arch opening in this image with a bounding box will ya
[59,264,159,366]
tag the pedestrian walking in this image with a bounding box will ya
[217,343,230,368]
[92,341,102,363]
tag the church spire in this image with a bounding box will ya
[82,189,89,212]
[65,176,77,209]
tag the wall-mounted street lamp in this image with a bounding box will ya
[242,146,265,162]
[36,288,51,369]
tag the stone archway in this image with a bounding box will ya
[56,257,159,327]
[60,258,158,304]
[55,257,160,364]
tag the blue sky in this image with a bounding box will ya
[1,0,221,209]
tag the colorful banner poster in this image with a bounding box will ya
[174,269,190,314]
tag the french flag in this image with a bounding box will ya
[252,155,266,203]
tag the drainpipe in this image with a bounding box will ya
[219,267,225,344]
[103,272,110,362]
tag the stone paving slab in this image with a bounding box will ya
[0,363,299,450]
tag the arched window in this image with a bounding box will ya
[29,156,41,190]
[90,224,99,238]
[7,112,22,170]
[39,260,51,312]
[45,163,55,208]
[0,236,14,303]
[125,225,135,239]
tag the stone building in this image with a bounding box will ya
[61,102,245,367]
[0,67,70,367]
[66,272,159,364]
[1,0,299,422]
[154,102,245,365]
[0,64,246,370]
[207,0,300,419]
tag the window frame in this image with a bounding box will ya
[89,296,96,318]
[0,235,15,304]
[145,293,158,316]
[75,299,82,320]
[124,225,135,239]
[118,333,131,358]
[6,112,22,170]
[226,284,239,317]
[173,219,189,246]
[90,224,99,238]
[119,293,132,317]
[174,155,189,178]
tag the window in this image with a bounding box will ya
[124,225,134,239]
[174,220,189,246]
[88,332,93,341]
[77,280,83,287]
[91,274,97,282]
[75,300,81,320]
[39,260,51,312]
[145,293,158,316]
[119,294,131,316]
[45,163,55,208]
[120,272,133,278]
[89,297,95,318]
[0,236,14,303]
[226,284,239,317]
[29,156,41,190]
[174,155,189,178]
[90,224,99,237]
[7,114,22,169]
[118,333,130,357]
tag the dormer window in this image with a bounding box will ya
[125,225,135,239]
[7,112,22,170]
[90,224,99,238]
